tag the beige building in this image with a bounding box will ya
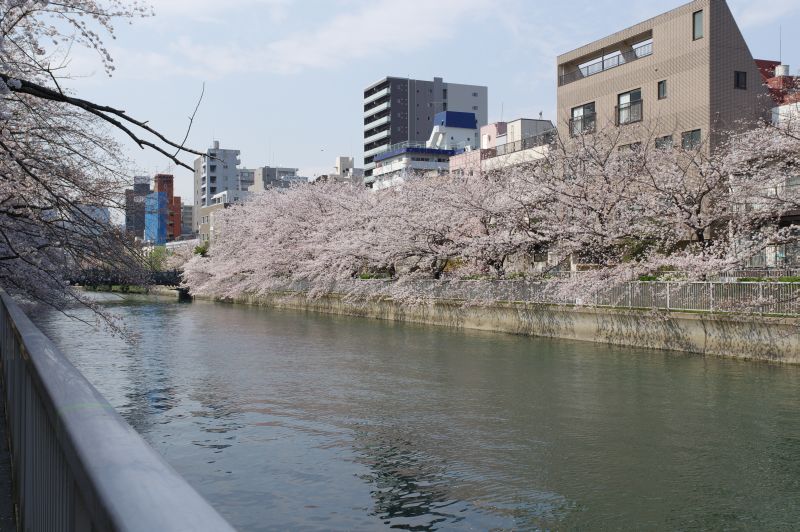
[556,0,771,150]
[197,194,229,245]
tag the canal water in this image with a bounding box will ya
[35,294,800,531]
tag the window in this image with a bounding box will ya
[655,135,674,149]
[443,89,448,99]
[658,80,667,100]
[735,71,747,90]
[472,105,479,110]
[472,92,479,97]
[617,89,642,125]
[443,102,448,111]
[570,102,596,135]
[681,129,702,149]
[209,164,217,172]
[693,10,703,40]
[619,142,642,152]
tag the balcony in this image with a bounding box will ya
[569,113,597,137]
[615,99,643,126]
[364,143,392,159]
[363,87,390,105]
[364,129,390,145]
[559,41,653,86]
[364,101,390,118]
[364,115,390,130]
[494,130,556,156]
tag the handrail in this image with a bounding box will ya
[493,130,555,157]
[275,279,800,315]
[559,42,653,86]
[615,99,644,126]
[569,113,597,137]
[0,290,234,531]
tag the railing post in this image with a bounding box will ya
[666,282,670,311]
[709,282,714,312]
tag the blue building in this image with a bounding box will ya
[144,191,168,245]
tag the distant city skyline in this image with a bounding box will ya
[62,0,800,201]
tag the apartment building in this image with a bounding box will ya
[124,175,150,239]
[363,76,488,184]
[449,118,555,176]
[758,61,800,125]
[556,0,771,150]
[181,204,194,235]
[193,141,241,231]
[247,166,303,191]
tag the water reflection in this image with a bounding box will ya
[33,296,800,531]
[352,424,459,530]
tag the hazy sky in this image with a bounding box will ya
[65,0,800,201]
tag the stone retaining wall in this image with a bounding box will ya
[203,292,800,364]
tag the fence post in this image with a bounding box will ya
[709,282,714,312]
[628,283,632,308]
[665,282,670,311]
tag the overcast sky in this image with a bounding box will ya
[65,0,800,201]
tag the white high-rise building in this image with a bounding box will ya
[193,141,241,231]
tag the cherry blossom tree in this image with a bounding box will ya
[1,1,205,310]
[184,122,800,313]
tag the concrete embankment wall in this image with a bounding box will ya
[201,292,800,364]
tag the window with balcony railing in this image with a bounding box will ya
[570,102,596,136]
[616,89,643,125]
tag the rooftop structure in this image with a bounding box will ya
[371,111,479,189]
[449,119,555,176]
[247,166,303,192]
[312,157,365,185]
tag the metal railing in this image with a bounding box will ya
[493,130,555,157]
[615,99,643,126]
[559,41,654,86]
[569,113,596,137]
[0,290,234,531]
[280,279,800,315]
[719,268,800,279]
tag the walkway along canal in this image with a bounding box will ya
[34,293,800,530]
